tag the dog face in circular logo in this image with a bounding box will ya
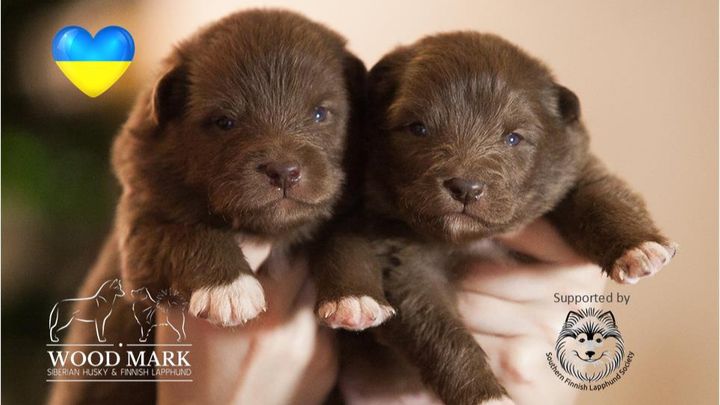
[555,308,625,382]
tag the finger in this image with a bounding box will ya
[457,291,557,342]
[290,323,338,404]
[457,262,607,340]
[253,253,311,326]
[458,261,605,300]
[495,219,587,265]
[472,333,578,404]
[229,281,328,405]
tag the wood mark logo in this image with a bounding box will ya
[46,279,192,383]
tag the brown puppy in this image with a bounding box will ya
[314,32,676,404]
[114,10,365,326]
[48,9,364,405]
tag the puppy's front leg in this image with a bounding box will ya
[312,229,395,331]
[548,155,677,284]
[121,220,265,326]
[378,247,508,404]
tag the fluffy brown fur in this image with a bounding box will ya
[314,32,676,404]
[48,9,364,405]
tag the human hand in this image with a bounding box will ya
[156,236,337,405]
[340,219,607,405]
[457,219,607,404]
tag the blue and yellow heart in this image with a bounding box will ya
[52,26,135,98]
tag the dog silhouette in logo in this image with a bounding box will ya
[555,308,625,382]
[131,287,187,342]
[48,279,125,342]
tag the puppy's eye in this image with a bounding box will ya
[596,338,602,343]
[312,106,329,123]
[579,338,585,343]
[215,116,235,130]
[505,132,524,146]
[406,122,428,137]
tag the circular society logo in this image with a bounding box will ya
[547,308,636,391]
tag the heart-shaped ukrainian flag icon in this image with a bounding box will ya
[52,26,135,98]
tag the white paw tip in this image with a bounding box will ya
[317,295,395,331]
[610,241,676,285]
[189,275,266,327]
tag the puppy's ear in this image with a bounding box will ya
[337,53,368,213]
[367,46,414,121]
[554,84,581,124]
[151,61,189,126]
[342,53,368,122]
[343,53,367,101]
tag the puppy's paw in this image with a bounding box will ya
[610,241,678,284]
[317,296,395,331]
[189,274,266,326]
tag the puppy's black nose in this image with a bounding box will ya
[585,351,595,358]
[443,178,485,204]
[259,162,301,191]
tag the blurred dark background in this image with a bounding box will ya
[2,1,127,403]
